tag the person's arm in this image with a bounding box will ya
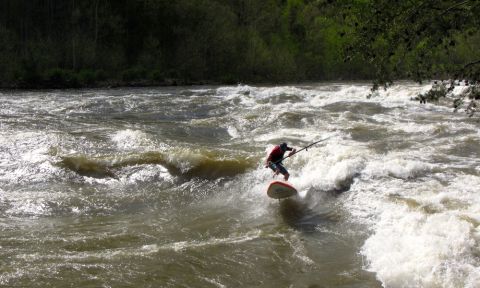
[287,148,296,157]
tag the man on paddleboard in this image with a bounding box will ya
[265,142,296,181]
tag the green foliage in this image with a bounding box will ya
[122,68,147,82]
[453,83,480,117]
[149,70,165,82]
[0,0,375,88]
[415,81,448,103]
[44,69,80,88]
[0,25,16,85]
[2,0,478,89]
[325,0,480,118]
[78,70,97,85]
[338,0,480,84]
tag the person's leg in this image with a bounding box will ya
[268,163,280,177]
[276,163,289,181]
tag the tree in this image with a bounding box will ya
[335,0,480,116]
[339,0,480,84]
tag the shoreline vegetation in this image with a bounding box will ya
[0,0,373,90]
[1,72,227,90]
[0,74,374,90]
[0,0,478,114]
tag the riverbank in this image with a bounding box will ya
[1,77,225,90]
[0,67,371,90]
[1,77,371,90]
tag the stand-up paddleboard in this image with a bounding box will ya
[266,181,298,199]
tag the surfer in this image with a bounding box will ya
[265,142,296,181]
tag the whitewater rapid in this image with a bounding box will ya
[1,82,479,287]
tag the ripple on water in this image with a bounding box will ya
[0,83,477,287]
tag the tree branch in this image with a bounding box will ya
[441,0,471,15]
[464,59,480,69]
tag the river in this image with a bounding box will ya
[1,82,479,287]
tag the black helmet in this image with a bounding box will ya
[280,142,288,151]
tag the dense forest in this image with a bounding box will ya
[0,0,479,88]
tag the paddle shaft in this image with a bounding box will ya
[274,137,330,164]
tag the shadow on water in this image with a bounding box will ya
[279,196,337,233]
[331,172,361,195]
[278,173,360,232]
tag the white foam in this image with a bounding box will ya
[0,131,68,186]
[122,164,173,184]
[155,230,263,252]
[283,233,315,265]
[290,141,369,192]
[348,171,480,287]
[363,211,480,287]
[200,277,226,288]
[364,156,433,180]
[110,129,154,150]
[3,82,480,287]
[227,126,240,139]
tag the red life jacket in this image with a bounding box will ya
[268,145,285,163]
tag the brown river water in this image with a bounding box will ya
[1,83,479,287]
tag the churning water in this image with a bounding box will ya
[0,82,479,287]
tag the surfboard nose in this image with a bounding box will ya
[266,181,298,199]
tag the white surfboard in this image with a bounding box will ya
[266,181,298,199]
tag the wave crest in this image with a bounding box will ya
[59,149,255,179]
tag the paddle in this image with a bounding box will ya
[274,137,331,164]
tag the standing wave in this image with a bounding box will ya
[59,150,256,180]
